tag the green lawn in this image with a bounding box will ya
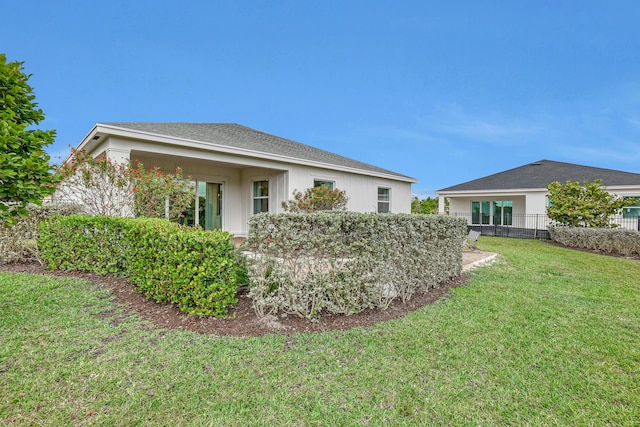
[1,237,639,426]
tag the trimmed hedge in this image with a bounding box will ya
[244,212,467,318]
[38,215,239,316]
[549,225,640,257]
[0,203,82,264]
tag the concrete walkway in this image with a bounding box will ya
[462,250,498,272]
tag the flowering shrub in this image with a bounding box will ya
[0,203,81,264]
[549,225,640,257]
[55,149,134,217]
[244,212,467,319]
[38,215,240,316]
[130,162,194,221]
[281,186,348,212]
[55,149,193,220]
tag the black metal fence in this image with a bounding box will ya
[451,212,640,240]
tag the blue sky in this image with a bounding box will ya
[4,1,640,196]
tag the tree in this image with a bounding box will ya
[411,196,438,214]
[546,179,630,227]
[0,54,58,225]
[281,186,348,212]
[55,149,194,221]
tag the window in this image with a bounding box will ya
[471,201,491,224]
[622,197,640,218]
[472,200,512,225]
[253,180,269,214]
[378,187,390,213]
[179,181,222,230]
[493,200,513,225]
[313,180,334,190]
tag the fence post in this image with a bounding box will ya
[637,217,640,231]
[534,214,538,239]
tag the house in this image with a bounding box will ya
[68,122,416,235]
[436,160,640,233]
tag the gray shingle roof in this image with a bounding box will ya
[438,160,640,192]
[101,122,414,181]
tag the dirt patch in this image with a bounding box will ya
[0,262,467,337]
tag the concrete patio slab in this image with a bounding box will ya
[462,250,498,272]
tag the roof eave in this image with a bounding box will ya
[436,188,548,196]
[81,123,417,183]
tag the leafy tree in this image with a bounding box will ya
[546,179,630,227]
[411,196,439,214]
[55,149,193,221]
[281,186,348,212]
[0,54,58,225]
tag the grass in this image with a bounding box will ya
[1,237,639,426]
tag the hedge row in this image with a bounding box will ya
[0,203,82,264]
[244,212,467,318]
[38,215,239,316]
[548,225,640,257]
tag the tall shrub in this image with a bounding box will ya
[0,54,59,225]
[281,186,348,212]
[130,162,194,221]
[55,150,193,220]
[549,225,640,257]
[0,203,81,264]
[55,150,134,217]
[547,179,630,227]
[244,212,466,318]
[38,216,239,316]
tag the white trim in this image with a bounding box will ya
[377,187,391,213]
[438,185,640,197]
[313,178,335,190]
[252,179,270,214]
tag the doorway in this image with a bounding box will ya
[181,181,222,230]
[205,182,222,230]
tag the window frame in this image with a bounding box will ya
[252,180,269,214]
[313,179,334,190]
[377,187,391,213]
[472,200,512,225]
[622,196,640,218]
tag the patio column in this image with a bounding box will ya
[105,147,134,217]
[438,195,446,214]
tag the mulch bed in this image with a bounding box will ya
[0,261,467,337]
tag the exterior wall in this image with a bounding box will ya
[447,197,471,216]
[444,187,640,218]
[442,186,640,231]
[444,193,528,226]
[446,194,527,216]
[240,167,288,234]
[606,186,640,199]
[286,164,412,214]
[80,134,413,236]
[133,153,247,235]
[524,191,548,215]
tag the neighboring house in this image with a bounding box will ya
[65,122,415,235]
[436,160,640,232]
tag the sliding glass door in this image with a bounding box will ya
[181,181,222,230]
[205,182,222,230]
